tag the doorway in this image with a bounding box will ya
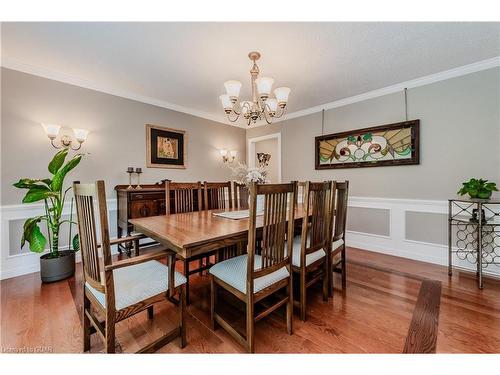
[247,133,282,183]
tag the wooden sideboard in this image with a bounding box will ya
[115,183,167,254]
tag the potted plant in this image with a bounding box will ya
[457,178,498,200]
[457,178,498,223]
[13,149,83,282]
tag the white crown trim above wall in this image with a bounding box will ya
[249,55,500,128]
[0,57,234,127]
[2,55,499,130]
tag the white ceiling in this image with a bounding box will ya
[2,22,500,124]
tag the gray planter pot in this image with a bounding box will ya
[40,250,75,283]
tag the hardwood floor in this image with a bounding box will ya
[1,247,500,353]
[403,280,441,353]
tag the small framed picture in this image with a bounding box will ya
[146,124,187,169]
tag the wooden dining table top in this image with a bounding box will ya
[129,204,307,258]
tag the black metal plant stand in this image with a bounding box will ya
[448,198,500,289]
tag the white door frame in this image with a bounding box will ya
[247,132,282,183]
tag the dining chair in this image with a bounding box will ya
[329,181,349,296]
[233,182,249,209]
[209,182,297,353]
[74,180,186,353]
[203,181,232,210]
[292,181,333,321]
[165,181,205,304]
[165,181,203,215]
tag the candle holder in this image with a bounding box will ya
[126,167,134,190]
[135,168,143,189]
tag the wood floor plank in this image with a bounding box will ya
[403,280,442,353]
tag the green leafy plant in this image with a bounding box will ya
[457,178,498,199]
[13,149,83,257]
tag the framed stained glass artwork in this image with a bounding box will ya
[315,120,419,169]
[146,124,187,169]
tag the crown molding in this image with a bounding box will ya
[0,56,246,128]
[3,55,498,131]
[248,55,500,129]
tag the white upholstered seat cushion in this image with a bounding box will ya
[85,260,186,310]
[289,236,326,267]
[332,238,344,252]
[209,254,289,294]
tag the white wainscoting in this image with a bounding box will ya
[0,200,117,280]
[1,196,499,280]
[346,197,500,277]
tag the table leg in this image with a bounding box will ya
[117,226,123,254]
[448,201,452,276]
[478,203,483,289]
[184,259,190,305]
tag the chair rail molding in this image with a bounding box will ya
[1,196,499,280]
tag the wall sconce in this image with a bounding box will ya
[219,149,237,163]
[41,123,89,151]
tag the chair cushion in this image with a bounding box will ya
[290,237,326,267]
[209,254,289,294]
[332,238,344,252]
[85,260,186,310]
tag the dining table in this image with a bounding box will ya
[129,204,308,302]
[129,205,307,260]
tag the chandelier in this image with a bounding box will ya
[219,51,291,126]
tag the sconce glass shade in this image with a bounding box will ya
[73,128,89,143]
[229,150,237,158]
[224,80,242,99]
[274,87,291,104]
[266,98,278,112]
[255,77,274,95]
[219,94,233,110]
[219,149,228,157]
[41,123,61,139]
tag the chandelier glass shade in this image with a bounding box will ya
[219,51,290,125]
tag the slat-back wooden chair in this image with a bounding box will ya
[209,182,297,353]
[233,182,249,209]
[292,181,333,320]
[74,180,186,353]
[329,181,349,296]
[165,181,206,304]
[166,181,203,215]
[203,181,232,210]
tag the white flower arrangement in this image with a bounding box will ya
[229,162,269,188]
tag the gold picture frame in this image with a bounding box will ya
[146,124,187,169]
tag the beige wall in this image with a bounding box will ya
[254,138,279,183]
[1,68,246,205]
[2,65,499,277]
[247,67,500,200]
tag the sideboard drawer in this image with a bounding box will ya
[130,192,164,201]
